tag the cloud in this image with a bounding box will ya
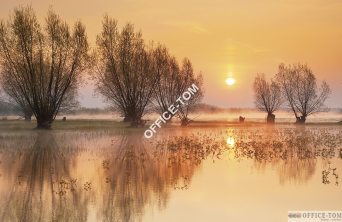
[225,39,270,56]
[158,21,207,33]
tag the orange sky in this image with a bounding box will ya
[1,0,342,108]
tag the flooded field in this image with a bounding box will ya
[0,121,341,222]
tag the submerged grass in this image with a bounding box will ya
[0,119,130,132]
[0,118,341,133]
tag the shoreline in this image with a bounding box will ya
[1,119,342,133]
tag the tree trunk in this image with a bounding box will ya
[295,115,306,124]
[130,117,143,128]
[181,118,190,126]
[24,114,32,122]
[36,120,52,130]
[266,113,275,124]
[300,116,306,123]
[165,117,173,124]
[130,120,139,127]
[23,108,33,122]
[123,116,132,122]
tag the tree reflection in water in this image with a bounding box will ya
[0,126,341,221]
[96,131,199,222]
[0,132,90,222]
[0,131,200,222]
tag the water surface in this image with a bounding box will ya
[0,124,341,221]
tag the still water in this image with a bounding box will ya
[0,125,341,222]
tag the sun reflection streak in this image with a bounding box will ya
[227,138,235,147]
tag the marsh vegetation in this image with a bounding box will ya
[0,120,341,221]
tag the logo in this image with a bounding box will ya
[144,84,199,138]
[288,211,342,221]
[288,213,302,218]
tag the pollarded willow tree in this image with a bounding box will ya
[0,6,90,129]
[252,73,283,123]
[152,45,204,124]
[174,58,204,126]
[93,15,162,127]
[152,45,179,123]
[275,63,331,124]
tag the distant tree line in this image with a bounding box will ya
[252,63,331,124]
[190,103,262,114]
[0,6,204,129]
[64,107,112,115]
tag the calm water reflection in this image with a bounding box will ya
[0,125,341,222]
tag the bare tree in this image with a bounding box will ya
[0,89,7,115]
[175,58,204,126]
[0,6,90,129]
[0,91,18,118]
[252,73,283,123]
[152,45,182,123]
[0,83,34,121]
[1,82,79,121]
[276,63,331,123]
[150,43,204,126]
[10,100,33,121]
[93,15,162,127]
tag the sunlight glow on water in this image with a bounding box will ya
[227,138,235,147]
[0,125,341,222]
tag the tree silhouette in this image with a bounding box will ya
[175,59,204,126]
[153,50,204,125]
[252,73,283,123]
[0,6,90,129]
[276,63,331,123]
[152,45,180,123]
[93,15,162,127]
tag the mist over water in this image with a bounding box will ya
[48,111,342,123]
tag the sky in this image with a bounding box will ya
[1,0,341,108]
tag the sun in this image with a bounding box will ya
[226,78,235,85]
